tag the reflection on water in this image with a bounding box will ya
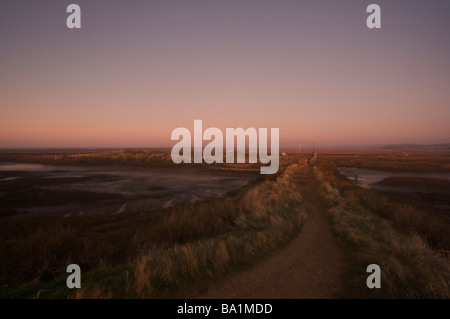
[0,162,252,217]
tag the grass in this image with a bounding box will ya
[0,149,294,172]
[314,161,450,298]
[315,161,450,251]
[0,164,305,298]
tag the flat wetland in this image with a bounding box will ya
[0,162,253,218]
[320,149,450,219]
[1,148,449,298]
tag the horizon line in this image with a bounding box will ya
[1,143,449,151]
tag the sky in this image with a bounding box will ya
[1,0,449,148]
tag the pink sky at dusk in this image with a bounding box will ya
[1,1,449,148]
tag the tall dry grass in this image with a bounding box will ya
[314,162,450,298]
[1,165,305,298]
[116,165,305,298]
[315,161,450,251]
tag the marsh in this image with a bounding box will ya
[0,163,253,218]
[339,167,450,215]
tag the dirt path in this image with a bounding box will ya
[200,166,347,298]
